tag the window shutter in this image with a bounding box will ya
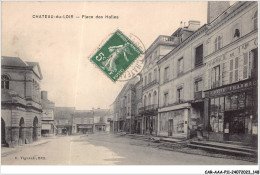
[234,57,239,82]
[243,53,249,79]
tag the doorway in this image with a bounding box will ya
[19,117,25,144]
[33,117,38,141]
[224,110,246,134]
[168,119,173,136]
[1,118,6,146]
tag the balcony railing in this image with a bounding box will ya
[138,104,158,115]
[194,91,203,100]
[143,80,158,90]
[145,35,180,58]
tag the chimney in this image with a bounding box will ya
[187,20,201,31]
[207,1,230,24]
[41,91,48,100]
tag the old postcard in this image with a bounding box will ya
[1,1,259,174]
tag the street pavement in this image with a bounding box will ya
[1,133,255,165]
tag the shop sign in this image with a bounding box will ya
[238,93,245,108]
[42,124,51,130]
[206,37,257,67]
[230,95,238,109]
[224,129,229,133]
[78,125,93,129]
[252,124,258,135]
[205,79,257,97]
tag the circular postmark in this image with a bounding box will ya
[117,33,145,82]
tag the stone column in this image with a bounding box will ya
[26,127,33,144]
[5,126,12,146]
[20,127,26,144]
[11,127,19,146]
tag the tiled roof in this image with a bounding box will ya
[74,110,94,118]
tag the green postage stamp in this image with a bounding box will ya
[90,30,143,82]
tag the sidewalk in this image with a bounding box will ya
[1,138,51,157]
[123,133,257,163]
[125,133,185,143]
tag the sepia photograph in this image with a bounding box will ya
[1,0,259,174]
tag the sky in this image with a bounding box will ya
[2,1,209,110]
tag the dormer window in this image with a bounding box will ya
[234,29,240,38]
[214,35,222,51]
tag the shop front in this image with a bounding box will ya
[143,115,156,135]
[134,117,142,134]
[41,122,54,136]
[158,106,189,138]
[204,79,258,146]
[77,124,93,134]
[56,125,72,135]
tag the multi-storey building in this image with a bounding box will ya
[72,110,94,134]
[158,21,205,139]
[41,91,55,136]
[54,107,75,135]
[112,77,139,133]
[112,98,120,132]
[133,75,143,134]
[93,108,109,132]
[203,1,258,145]
[140,35,180,135]
[1,56,42,147]
[108,103,115,133]
[124,83,136,133]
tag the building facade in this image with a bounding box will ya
[110,2,258,146]
[72,110,94,134]
[134,75,143,134]
[158,21,205,139]
[93,108,109,132]
[203,1,258,145]
[140,35,180,135]
[1,56,42,147]
[54,107,75,135]
[41,91,55,136]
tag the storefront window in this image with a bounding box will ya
[220,97,224,111]
[160,113,168,132]
[174,112,184,133]
[230,95,238,109]
[218,112,224,132]
[238,92,245,109]
[246,91,253,107]
[225,95,231,110]
[210,97,224,133]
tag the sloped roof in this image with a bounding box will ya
[74,110,94,118]
[1,56,43,80]
[1,56,28,67]
[93,108,109,117]
[54,107,75,119]
[26,61,43,80]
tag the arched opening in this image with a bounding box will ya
[153,91,157,105]
[33,117,38,141]
[148,93,151,106]
[1,75,10,89]
[1,118,6,146]
[19,117,25,145]
[144,95,147,107]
